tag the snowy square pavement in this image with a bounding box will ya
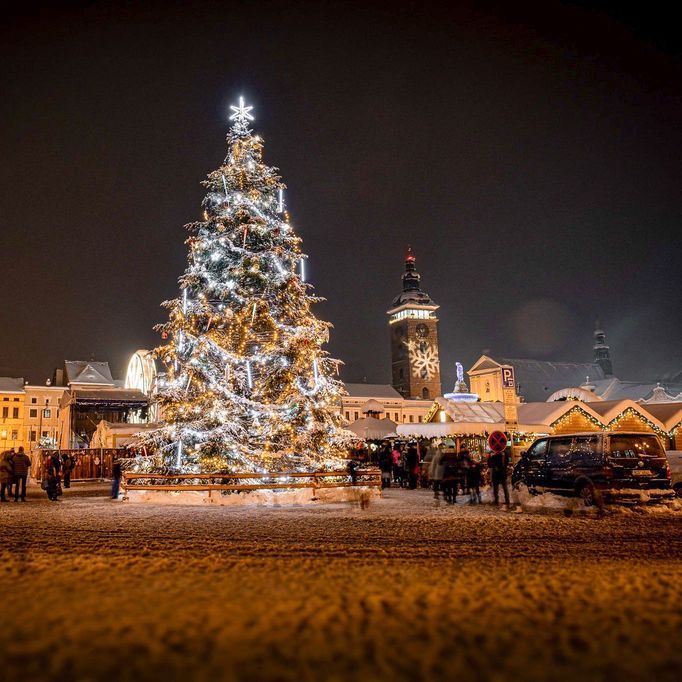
[0,483,680,682]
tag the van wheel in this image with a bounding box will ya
[673,483,682,499]
[578,482,597,507]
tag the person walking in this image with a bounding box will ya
[391,444,401,486]
[489,449,510,506]
[465,451,482,504]
[0,451,13,502]
[111,460,123,499]
[429,444,445,498]
[12,447,31,502]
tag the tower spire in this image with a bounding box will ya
[593,319,613,376]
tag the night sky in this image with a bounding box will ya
[2,1,681,389]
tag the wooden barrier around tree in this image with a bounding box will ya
[33,449,127,481]
[122,469,381,494]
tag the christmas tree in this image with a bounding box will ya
[139,98,349,473]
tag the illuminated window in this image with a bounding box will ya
[43,409,51,418]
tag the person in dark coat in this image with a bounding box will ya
[378,443,393,488]
[440,449,460,503]
[112,461,123,499]
[347,458,359,485]
[50,452,62,476]
[489,449,510,506]
[0,451,13,502]
[43,465,61,501]
[12,447,31,502]
[406,444,419,490]
[61,453,75,489]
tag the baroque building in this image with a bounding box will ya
[387,248,442,400]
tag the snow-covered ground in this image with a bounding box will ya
[1,483,680,682]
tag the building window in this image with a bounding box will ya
[409,415,414,423]
[11,430,17,441]
[13,397,19,402]
[29,409,37,418]
[31,397,37,404]
[45,398,50,404]
[345,411,350,420]
[399,368,404,379]
[42,431,49,439]
[354,412,359,420]
[43,409,51,418]
[395,413,399,421]
[12,408,19,419]
[30,430,37,441]
[422,387,430,400]
[2,398,7,401]
[2,407,7,418]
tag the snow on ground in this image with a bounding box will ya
[1,483,681,682]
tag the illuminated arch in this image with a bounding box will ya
[125,350,157,396]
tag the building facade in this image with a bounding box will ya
[340,383,432,425]
[0,377,25,451]
[387,248,442,400]
[24,383,67,450]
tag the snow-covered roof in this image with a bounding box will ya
[436,397,505,424]
[390,289,437,308]
[0,377,24,393]
[586,399,666,430]
[343,383,403,399]
[347,416,397,439]
[65,361,115,386]
[546,387,603,402]
[589,378,657,401]
[495,357,605,403]
[517,401,604,427]
[639,402,682,430]
[361,399,385,414]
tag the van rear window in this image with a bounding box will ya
[609,435,664,458]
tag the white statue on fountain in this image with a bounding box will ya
[443,362,480,403]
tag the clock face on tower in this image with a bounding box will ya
[416,323,430,338]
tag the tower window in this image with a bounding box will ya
[422,387,430,400]
[399,368,404,379]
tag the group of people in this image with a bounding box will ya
[0,449,76,502]
[0,447,32,502]
[428,446,510,506]
[357,439,512,506]
[377,442,421,489]
[41,452,76,501]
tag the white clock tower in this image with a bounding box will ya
[387,248,442,400]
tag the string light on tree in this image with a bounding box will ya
[135,96,350,473]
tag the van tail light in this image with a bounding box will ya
[665,463,671,480]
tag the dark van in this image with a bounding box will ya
[512,432,673,506]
